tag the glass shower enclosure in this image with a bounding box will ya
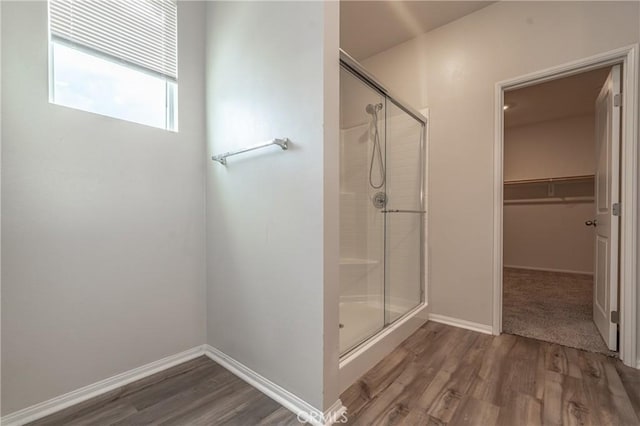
[339,51,426,355]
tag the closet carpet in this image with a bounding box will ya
[502,267,615,356]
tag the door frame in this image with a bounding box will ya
[492,45,639,368]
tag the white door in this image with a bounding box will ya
[592,65,621,351]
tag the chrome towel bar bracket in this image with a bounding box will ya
[212,138,289,165]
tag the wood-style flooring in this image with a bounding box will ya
[27,357,299,426]
[30,322,640,425]
[342,322,640,425]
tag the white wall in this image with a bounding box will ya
[504,115,595,181]
[504,115,595,274]
[361,1,640,327]
[205,1,340,412]
[504,202,595,273]
[1,1,207,415]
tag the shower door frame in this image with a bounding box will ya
[340,50,428,129]
[339,49,428,358]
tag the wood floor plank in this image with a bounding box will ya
[426,333,490,423]
[157,383,258,426]
[340,380,372,420]
[258,406,303,426]
[476,333,518,382]
[501,336,540,399]
[216,391,284,426]
[577,350,607,386]
[349,362,434,425]
[534,342,547,401]
[563,346,584,380]
[383,366,439,423]
[401,322,448,356]
[426,386,465,424]
[110,369,239,425]
[63,402,138,426]
[590,362,640,426]
[469,334,518,406]
[616,360,640,420]
[349,382,407,425]
[356,345,415,401]
[543,369,599,426]
[602,361,635,398]
[419,326,479,373]
[125,360,225,410]
[448,395,500,426]
[401,370,451,424]
[558,375,595,426]
[496,392,542,426]
[545,343,570,376]
[542,370,564,426]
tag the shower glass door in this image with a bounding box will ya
[339,61,426,356]
[384,101,424,323]
[339,67,386,353]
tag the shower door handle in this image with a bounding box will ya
[381,209,426,214]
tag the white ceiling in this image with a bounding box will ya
[340,1,495,60]
[504,67,612,128]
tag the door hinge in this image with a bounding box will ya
[611,310,619,324]
[614,93,622,107]
[612,202,621,216]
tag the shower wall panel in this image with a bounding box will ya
[340,125,384,302]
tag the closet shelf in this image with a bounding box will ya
[504,196,595,205]
[504,174,595,185]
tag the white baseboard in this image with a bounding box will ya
[323,400,348,426]
[204,345,345,426]
[3,344,346,426]
[504,264,593,276]
[1,346,206,426]
[428,313,493,335]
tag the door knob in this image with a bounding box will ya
[585,220,598,227]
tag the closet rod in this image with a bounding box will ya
[504,196,595,205]
[503,174,595,185]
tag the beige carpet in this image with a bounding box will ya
[503,267,616,356]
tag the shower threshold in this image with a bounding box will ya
[338,302,428,392]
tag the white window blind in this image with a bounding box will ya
[49,0,177,80]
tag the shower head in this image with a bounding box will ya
[365,103,383,115]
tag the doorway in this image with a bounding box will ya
[501,66,616,354]
[492,46,638,367]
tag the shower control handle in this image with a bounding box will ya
[585,219,597,227]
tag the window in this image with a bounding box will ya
[48,0,178,131]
